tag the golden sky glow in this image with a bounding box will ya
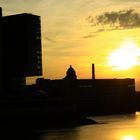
[1,0,140,90]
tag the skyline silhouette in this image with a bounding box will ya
[1,0,140,90]
[0,7,140,140]
[0,9,136,114]
[1,2,140,140]
[0,7,137,115]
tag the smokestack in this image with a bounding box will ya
[0,7,2,17]
[92,64,95,79]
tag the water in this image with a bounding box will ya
[40,112,140,140]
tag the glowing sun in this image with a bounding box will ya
[108,40,140,70]
[122,135,135,140]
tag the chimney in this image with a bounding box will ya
[92,64,95,79]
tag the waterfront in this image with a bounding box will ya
[40,112,140,140]
[2,112,140,140]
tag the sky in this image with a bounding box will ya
[1,0,140,90]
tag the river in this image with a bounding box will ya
[40,112,140,140]
[2,112,140,140]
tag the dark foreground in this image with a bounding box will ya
[0,92,140,135]
[0,111,98,140]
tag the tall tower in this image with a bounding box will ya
[2,13,42,77]
[92,64,95,79]
[0,11,42,93]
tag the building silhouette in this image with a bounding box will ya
[0,8,42,93]
[36,63,136,114]
[63,65,77,80]
[0,7,138,125]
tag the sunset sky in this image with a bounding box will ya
[1,0,140,90]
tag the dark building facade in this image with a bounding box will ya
[1,13,42,77]
[0,8,42,93]
[36,65,136,115]
[36,65,135,97]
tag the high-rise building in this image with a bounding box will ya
[2,13,42,77]
[0,8,42,93]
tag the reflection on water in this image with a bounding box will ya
[40,112,140,140]
[40,128,79,140]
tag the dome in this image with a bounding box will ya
[67,65,76,75]
[64,65,77,80]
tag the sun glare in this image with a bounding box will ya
[108,40,140,70]
[122,135,136,140]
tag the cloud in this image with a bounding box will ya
[83,34,98,38]
[87,9,140,30]
[82,28,105,38]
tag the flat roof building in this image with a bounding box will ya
[2,13,42,77]
[0,8,42,93]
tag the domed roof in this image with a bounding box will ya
[67,65,76,75]
[64,65,77,80]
